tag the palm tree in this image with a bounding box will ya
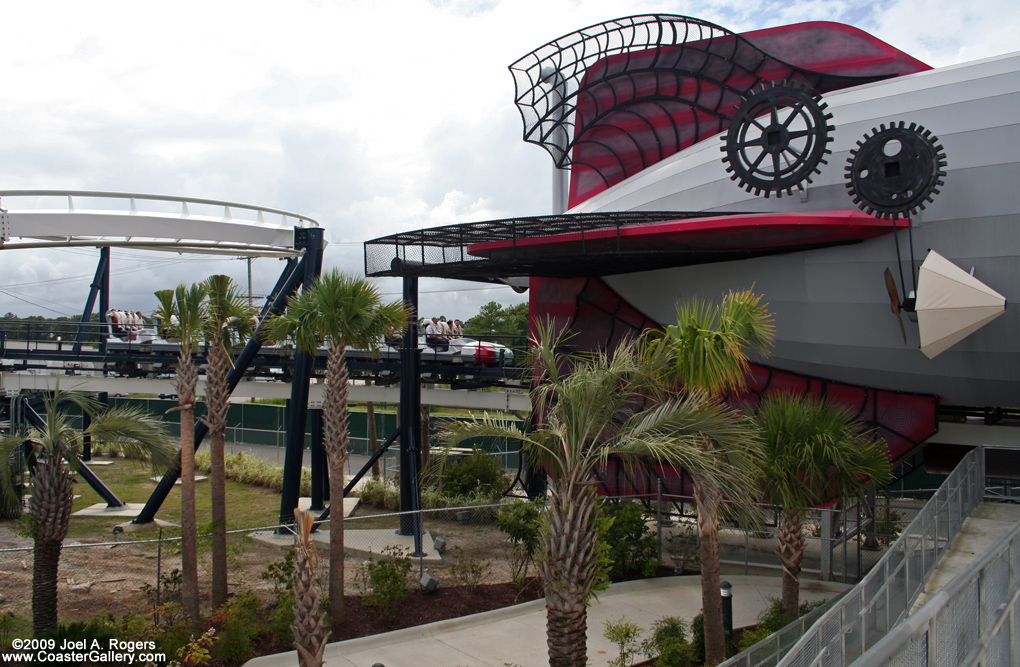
[154,283,208,624]
[201,275,257,609]
[0,388,174,635]
[755,392,891,618]
[291,507,330,667]
[647,289,774,665]
[443,325,762,667]
[263,269,408,624]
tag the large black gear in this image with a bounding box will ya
[845,121,947,219]
[721,81,834,198]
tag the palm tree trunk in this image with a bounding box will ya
[206,341,230,609]
[31,454,73,635]
[323,345,350,624]
[292,509,330,667]
[540,481,597,667]
[178,355,201,625]
[777,511,805,619]
[33,539,62,635]
[693,477,727,666]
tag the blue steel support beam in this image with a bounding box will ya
[309,409,326,511]
[73,247,110,354]
[133,252,307,525]
[278,227,324,527]
[398,276,422,551]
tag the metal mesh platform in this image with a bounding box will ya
[363,210,759,280]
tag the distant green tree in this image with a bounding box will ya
[463,301,528,339]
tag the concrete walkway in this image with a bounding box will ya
[244,575,850,667]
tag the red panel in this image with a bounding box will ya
[530,276,939,500]
[567,22,931,207]
[468,211,895,258]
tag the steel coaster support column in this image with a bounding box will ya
[81,410,92,462]
[398,276,422,538]
[309,409,326,511]
[99,248,110,356]
[278,227,324,528]
[74,248,110,354]
[24,401,124,507]
[134,251,308,525]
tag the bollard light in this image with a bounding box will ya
[721,581,733,639]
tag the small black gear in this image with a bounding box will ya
[845,121,947,219]
[721,81,834,198]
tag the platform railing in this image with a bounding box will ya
[775,447,984,666]
[853,492,1020,665]
[719,447,984,667]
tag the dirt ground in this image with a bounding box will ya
[0,508,527,629]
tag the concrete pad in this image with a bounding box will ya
[150,475,207,484]
[72,502,149,517]
[113,518,179,533]
[243,575,850,667]
[83,460,114,466]
[297,497,331,511]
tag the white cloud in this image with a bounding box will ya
[0,0,1015,321]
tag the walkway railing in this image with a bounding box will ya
[721,447,985,667]
[854,495,1020,665]
[776,447,984,666]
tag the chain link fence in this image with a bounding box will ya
[0,484,929,629]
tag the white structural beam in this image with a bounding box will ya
[0,190,318,257]
[0,372,531,412]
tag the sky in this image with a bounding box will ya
[0,0,1016,322]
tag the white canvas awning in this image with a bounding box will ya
[916,250,1006,359]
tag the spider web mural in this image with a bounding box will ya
[510,15,930,206]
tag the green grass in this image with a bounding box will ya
[55,454,289,541]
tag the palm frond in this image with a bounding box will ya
[0,436,28,509]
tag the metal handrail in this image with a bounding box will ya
[854,496,1020,666]
[0,189,318,227]
[764,447,985,667]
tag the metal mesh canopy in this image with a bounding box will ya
[363,210,768,280]
[509,15,930,206]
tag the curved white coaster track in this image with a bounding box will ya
[0,190,319,257]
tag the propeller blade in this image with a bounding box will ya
[884,268,906,343]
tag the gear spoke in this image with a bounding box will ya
[721,81,833,197]
[781,103,806,128]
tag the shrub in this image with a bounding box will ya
[358,546,412,620]
[195,450,311,496]
[211,591,262,662]
[603,616,644,667]
[447,546,491,595]
[442,449,510,497]
[601,502,661,580]
[496,500,543,585]
[359,477,400,510]
[641,616,697,667]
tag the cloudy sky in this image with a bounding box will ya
[0,0,1016,321]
